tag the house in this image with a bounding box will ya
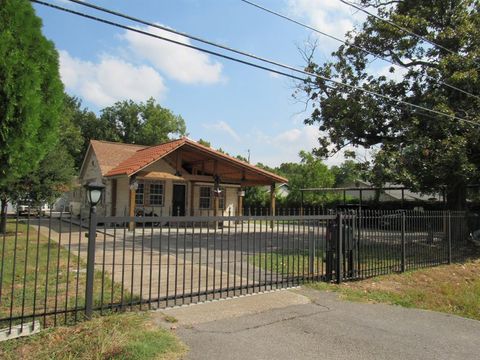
[261,183,289,198]
[342,180,443,202]
[277,183,290,198]
[71,138,287,219]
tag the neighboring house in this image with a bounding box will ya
[277,183,290,198]
[342,180,443,202]
[72,138,287,219]
[261,183,289,198]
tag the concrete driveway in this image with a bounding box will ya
[157,287,480,360]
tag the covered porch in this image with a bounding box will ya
[105,138,287,225]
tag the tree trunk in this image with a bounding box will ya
[446,183,468,248]
[446,183,467,210]
[0,196,7,234]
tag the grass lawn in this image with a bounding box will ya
[308,259,480,321]
[0,312,186,360]
[251,251,324,276]
[0,220,126,327]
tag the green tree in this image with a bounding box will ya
[198,138,211,147]
[65,95,104,168]
[331,160,367,187]
[277,151,335,205]
[299,0,480,210]
[0,0,64,231]
[10,146,75,205]
[99,98,187,145]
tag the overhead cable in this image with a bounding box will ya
[30,0,479,127]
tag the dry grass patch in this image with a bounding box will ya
[309,259,480,321]
[0,312,186,360]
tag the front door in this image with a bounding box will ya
[172,184,186,216]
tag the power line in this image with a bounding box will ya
[239,0,480,102]
[30,0,478,127]
[338,0,464,58]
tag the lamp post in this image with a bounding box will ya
[84,181,105,319]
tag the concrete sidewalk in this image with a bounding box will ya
[156,287,480,360]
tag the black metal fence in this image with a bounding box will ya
[0,209,474,335]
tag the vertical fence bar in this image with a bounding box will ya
[336,213,343,284]
[64,214,73,324]
[157,222,163,308]
[53,211,63,325]
[401,211,406,273]
[32,214,42,329]
[20,210,31,331]
[448,211,452,264]
[74,216,83,322]
[43,210,53,326]
[309,218,315,277]
[85,206,97,319]
[0,213,6,306]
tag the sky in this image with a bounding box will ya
[32,0,377,167]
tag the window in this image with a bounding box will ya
[135,181,164,206]
[135,182,144,206]
[149,183,164,206]
[199,186,225,209]
[199,187,211,209]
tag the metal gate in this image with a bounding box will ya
[0,209,465,334]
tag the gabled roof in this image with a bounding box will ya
[86,137,287,184]
[106,138,185,177]
[80,140,148,178]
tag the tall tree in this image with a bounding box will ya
[299,0,480,210]
[277,151,335,205]
[0,0,64,231]
[99,97,187,145]
[331,160,367,187]
[65,95,108,168]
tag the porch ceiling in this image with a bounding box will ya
[164,142,286,186]
[104,137,287,186]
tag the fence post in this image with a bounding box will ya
[448,211,452,264]
[85,205,97,319]
[309,221,315,277]
[401,211,406,272]
[336,213,343,284]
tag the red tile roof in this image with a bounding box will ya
[106,138,185,177]
[89,140,147,176]
[88,137,287,183]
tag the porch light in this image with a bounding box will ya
[238,190,245,197]
[85,181,105,207]
[129,180,139,191]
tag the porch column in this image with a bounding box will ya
[237,188,244,217]
[270,183,276,229]
[128,180,136,231]
[190,182,195,216]
[213,161,219,228]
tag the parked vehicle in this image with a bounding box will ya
[16,202,51,217]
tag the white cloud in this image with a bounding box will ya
[203,121,241,142]
[59,50,166,108]
[287,0,365,49]
[249,125,371,167]
[122,25,224,84]
[249,125,320,166]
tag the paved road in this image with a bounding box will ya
[158,287,480,360]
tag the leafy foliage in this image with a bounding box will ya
[277,151,335,205]
[298,0,480,209]
[99,97,187,145]
[0,0,64,187]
